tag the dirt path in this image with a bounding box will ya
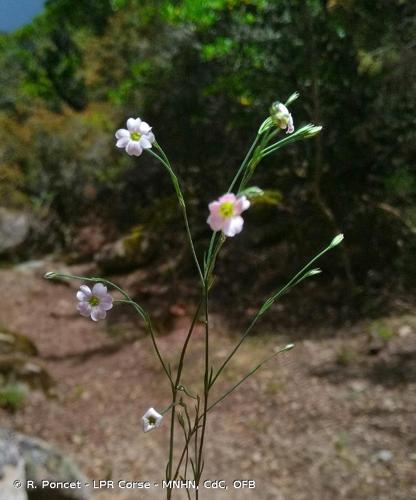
[0,262,415,499]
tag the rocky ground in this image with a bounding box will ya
[0,261,415,500]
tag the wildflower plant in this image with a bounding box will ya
[45,92,343,499]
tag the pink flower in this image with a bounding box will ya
[76,283,113,322]
[207,193,250,237]
[115,117,155,156]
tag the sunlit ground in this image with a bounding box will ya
[0,262,415,499]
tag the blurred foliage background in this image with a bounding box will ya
[0,0,415,319]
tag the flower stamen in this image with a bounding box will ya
[89,296,100,307]
[219,202,234,218]
[130,131,141,141]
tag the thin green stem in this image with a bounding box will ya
[45,273,129,301]
[207,344,294,413]
[173,424,196,481]
[202,129,267,285]
[166,299,203,498]
[173,428,195,482]
[260,135,300,157]
[173,396,201,482]
[260,125,321,159]
[44,272,172,384]
[147,146,204,286]
[228,133,261,192]
[195,285,209,487]
[210,238,340,386]
[203,233,225,283]
[237,128,277,192]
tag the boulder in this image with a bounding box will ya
[0,428,90,500]
[0,429,27,500]
[0,208,30,256]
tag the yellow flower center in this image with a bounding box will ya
[89,296,100,307]
[219,201,234,218]
[130,131,141,141]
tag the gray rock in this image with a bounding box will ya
[0,428,90,499]
[0,429,27,500]
[0,208,30,255]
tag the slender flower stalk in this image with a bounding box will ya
[210,235,343,387]
[166,299,203,499]
[207,343,295,413]
[195,284,210,493]
[147,145,204,286]
[44,272,172,385]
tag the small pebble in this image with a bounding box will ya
[375,450,393,462]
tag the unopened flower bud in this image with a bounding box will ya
[305,125,322,137]
[330,234,344,248]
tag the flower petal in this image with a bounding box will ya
[116,137,130,148]
[91,308,106,322]
[79,285,92,297]
[76,290,88,301]
[100,300,113,311]
[286,115,294,134]
[207,214,224,232]
[235,196,250,214]
[218,193,236,204]
[208,201,221,216]
[278,103,289,115]
[115,128,129,139]
[126,141,143,156]
[222,216,244,237]
[139,121,152,134]
[139,136,152,149]
[77,301,92,317]
[127,118,141,131]
[92,283,108,298]
[99,295,113,310]
[143,407,158,419]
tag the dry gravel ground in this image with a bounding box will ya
[0,262,415,500]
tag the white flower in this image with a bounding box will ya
[142,407,163,433]
[76,283,113,322]
[270,102,294,134]
[115,117,155,156]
